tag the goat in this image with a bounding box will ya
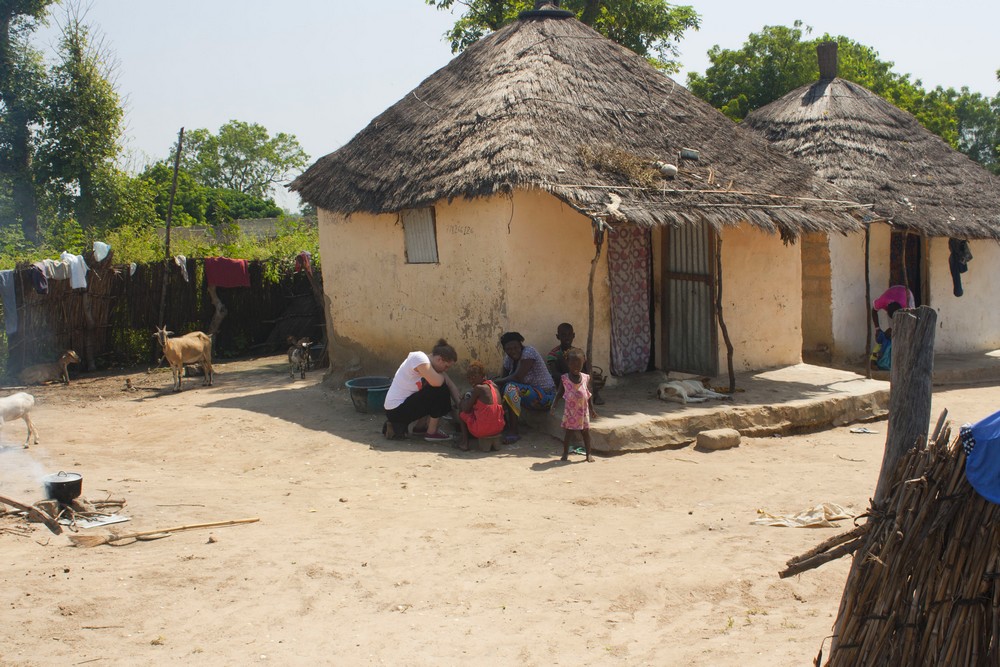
[153,326,214,391]
[656,378,733,405]
[0,392,38,448]
[19,350,81,385]
[287,337,312,379]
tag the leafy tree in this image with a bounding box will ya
[951,86,1000,174]
[140,162,283,226]
[425,0,700,72]
[35,8,124,231]
[178,120,309,201]
[0,0,55,242]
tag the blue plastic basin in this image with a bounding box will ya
[345,376,392,414]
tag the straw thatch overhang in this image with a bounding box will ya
[744,77,1000,240]
[291,6,865,240]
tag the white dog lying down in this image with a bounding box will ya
[656,378,732,405]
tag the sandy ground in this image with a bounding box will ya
[0,356,997,666]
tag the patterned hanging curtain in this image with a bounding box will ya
[608,225,651,375]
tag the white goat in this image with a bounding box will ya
[154,326,214,391]
[19,349,81,385]
[0,392,38,448]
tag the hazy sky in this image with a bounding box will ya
[33,1,1000,209]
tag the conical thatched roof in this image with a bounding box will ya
[744,66,1000,240]
[291,6,864,238]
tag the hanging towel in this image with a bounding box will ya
[38,258,71,280]
[93,241,111,262]
[60,252,89,289]
[204,256,250,288]
[0,269,18,334]
[174,255,189,282]
[948,238,972,297]
[28,264,48,294]
[961,409,1000,504]
[294,250,313,276]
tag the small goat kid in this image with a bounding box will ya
[19,350,81,385]
[287,337,312,379]
[154,326,214,391]
[0,392,38,448]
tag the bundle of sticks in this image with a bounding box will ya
[788,420,1000,665]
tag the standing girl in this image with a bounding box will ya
[550,348,597,462]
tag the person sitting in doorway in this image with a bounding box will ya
[870,285,913,371]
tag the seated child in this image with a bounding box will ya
[457,361,506,451]
[550,347,598,462]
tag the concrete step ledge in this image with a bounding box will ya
[524,388,889,453]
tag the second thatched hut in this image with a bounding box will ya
[744,42,1000,366]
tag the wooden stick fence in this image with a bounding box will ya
[785,419,1000,666]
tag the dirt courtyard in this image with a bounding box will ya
[1,356,997,666]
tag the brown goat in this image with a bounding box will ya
[19,350,81,385]
[154,326,214,391]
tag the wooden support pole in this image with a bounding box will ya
[864,226,872,379]
[586,225,606,367]
[715,235,735,392]
[872,305,937,504]
[157,127,184,333]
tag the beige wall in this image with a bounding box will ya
[927,237,1000,353]
[318,190,610,378]
[801,231,834,356]
[828,226,1000,362]
[717,225,803,371]
[828,230,875,364]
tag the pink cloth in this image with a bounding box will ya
[873,285,915,311]
[204,257,250,288]
[559,373,592,431]
[294,251,313,276]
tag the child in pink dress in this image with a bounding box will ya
[550,348,597,462]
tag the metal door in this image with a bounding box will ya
[662,220,717,375]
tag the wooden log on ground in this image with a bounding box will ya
[0,494,63,535]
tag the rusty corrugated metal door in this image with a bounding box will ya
[662,220,717,376]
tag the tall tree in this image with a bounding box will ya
[0,0,54,242]
[36,7,125,231]
[425,0,699,73]
[179,120,309,201]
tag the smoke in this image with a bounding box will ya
[0,446,51,501]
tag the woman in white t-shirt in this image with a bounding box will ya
[383,339,460,441]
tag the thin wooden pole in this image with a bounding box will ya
[715,235,735,392]
[864,225,872,379]
[157,127,184,331]
[586,224,606,367]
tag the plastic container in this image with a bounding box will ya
[345,376,392,414]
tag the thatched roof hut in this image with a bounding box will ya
[291,3,864,240]
[743,42,1000,241]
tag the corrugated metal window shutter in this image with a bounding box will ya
[402,208,439,264]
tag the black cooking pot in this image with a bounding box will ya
[43,471,83,503]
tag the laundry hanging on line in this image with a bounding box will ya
[204,256,250,288]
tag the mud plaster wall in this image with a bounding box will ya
[718,225,803,370]
[927,237,1000,354]
[801,231,834,355]
[317,191,610,379]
